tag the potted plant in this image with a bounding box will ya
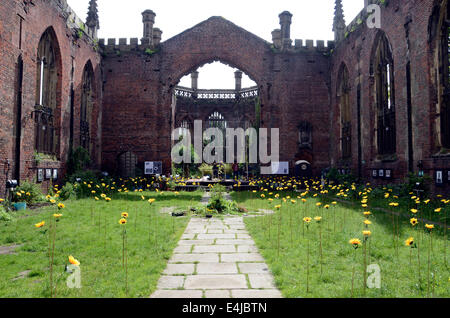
[12,191,27,211]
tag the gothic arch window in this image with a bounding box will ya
[372,32,396,155]
[337,64,351,159]
[80,62,94,151]
[207,112,227,129]
[298,121,312,150]
[433,2,450,149]
[35,28,60,155]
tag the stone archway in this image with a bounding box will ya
[154,17,272,173]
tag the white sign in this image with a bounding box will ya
[261,162,289,175]
[145,162,162,175]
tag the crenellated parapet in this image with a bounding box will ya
[98,37,162,54]
[271,10,334,54]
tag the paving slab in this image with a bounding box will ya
[221,253,264,263]
[216,239,255,245]
[193,245,236,253]
[196,263,238,274]
[157,276,185,289]
[184,274,248,289]
[238,263,269,274]
[205,290,231,298]
[248,274,276,289]
[150,290,203,298]
[163,264,195,275]
[231,289,282,298]
[237,245,259,253]
[169,253,219,263]
[151,216,281,298]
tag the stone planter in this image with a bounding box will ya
[13,202,27,211]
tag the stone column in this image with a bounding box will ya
[235,70,242,91]
[142,10,156,45]
[271,29,282,49]
[279,11,293,43]
[153,28,162,46]
[191,71,199,90]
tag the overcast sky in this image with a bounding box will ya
[67,0,363,88]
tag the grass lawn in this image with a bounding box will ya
[233,191,449,298]
[0,191,202,298]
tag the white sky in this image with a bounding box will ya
[68,0,363,89]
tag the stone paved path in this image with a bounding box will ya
[150,216,282,298]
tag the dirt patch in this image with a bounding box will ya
[159,206,177,214]
[0,244,23,255]
[12,270,31,281]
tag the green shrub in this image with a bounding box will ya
[14,181,43,204]
[67,147,91,176]
[60,182,76,201]
[0,206,12,222]
[199,164,213,176]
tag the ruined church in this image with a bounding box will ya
[1,0,450,194]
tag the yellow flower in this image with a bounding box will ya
[364,220,372,225]
[361,204,368,208]
[291,200,296,204]
[16,192,22,197]
[0,198,4,203]
[105,197,111,202]
[349,238,362,248]
[68,255,80,266]
[53,214,62,218]
[434,208,442,213]
[362,230,371,237]
[50,199,56,204]
[119,218,127,225]
[141,195,145,200]
[363,211,371,216]
[301,198,307,203]
[57,203,65,209]
[100,194,106,198]
[410,209,418,214]
[316,202,322,207]
[384,193,390,198]
[148,198,156,204]
[274,205,281,210]
[389,202,399,207]
[314,216,322,222]
[331,201,337,205]
[405,237,414,247]
[303,217,312,223]
[95,197,99,201]
[121,212,129,218]
[410,218,418,226]
[425,224,434,230]
[35,221,45,228]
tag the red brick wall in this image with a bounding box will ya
[330,0,450,192]
[101,17,332,177]
[0,0,101,196]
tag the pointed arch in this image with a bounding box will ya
[429,0,450,149]
[80,60,95,151]
[337,63,351,159]
[34,26,61,155]
[371,30,396,155]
